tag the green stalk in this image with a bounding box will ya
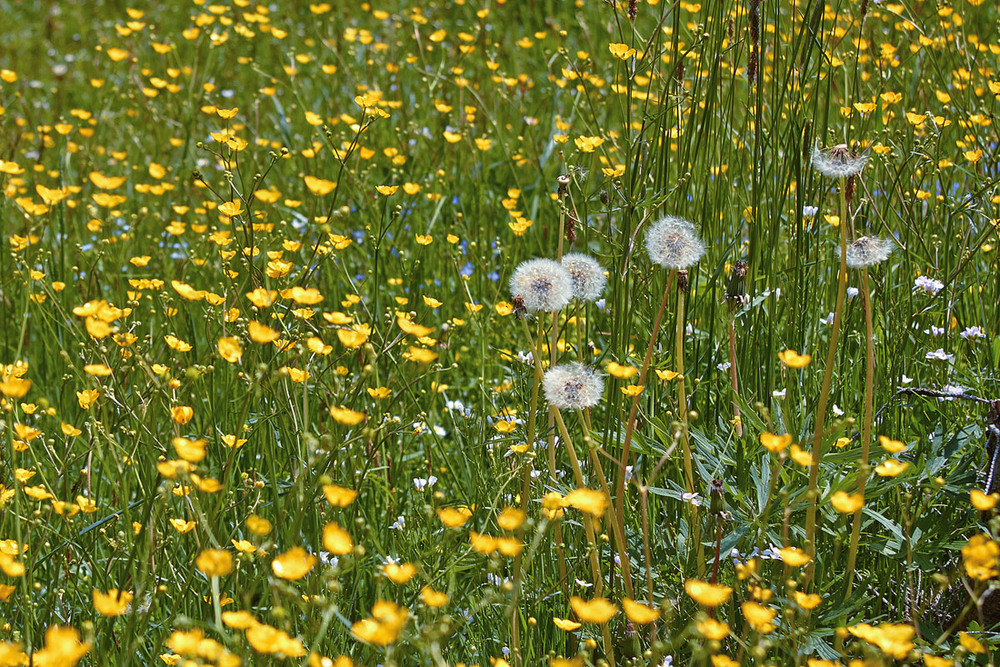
[844,267,874,598]
[510,317,546,667]
[577,409,634,600]
[613,271,675,589]
[675,274,702,575]
[552,408,616,667]
[804,181,850,588]
[728,318,743,437]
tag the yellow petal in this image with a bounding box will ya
[553,617,582,631]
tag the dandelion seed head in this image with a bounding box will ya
[543,362,604,410]
[645,215,705,269]
[812,143,869,178]
[509,258,573,313]
[845,236,893,268]
[561,253,607,302]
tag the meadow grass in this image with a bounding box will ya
[1,0,1000,665]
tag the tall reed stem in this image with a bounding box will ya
[803,182,850,588]
[844,267,874,598]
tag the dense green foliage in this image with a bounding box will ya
[1,0,999,665]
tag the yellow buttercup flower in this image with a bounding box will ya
[271,547,316,580]
[778,349,811,368]
[93,589,133,617]
[875,459,909,477]
[196,549,233,577]
[563,488,608,517]
[569,596,618,624]
[971,490,998,511]
[684,579,733,606]
[760,432,792,453]
[777,547,811,567]
[383,562,417,584]
[830,491,864,513]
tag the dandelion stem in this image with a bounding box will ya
[510,317,546,667]
[552,408,616,667]
[613,271,675,589]
[577,409,634,600]
[844,267,874,599]
[520,317,572,650]
[640,487,655,615]
[543,202,570,622]
[211,575,223,631]
[675,274,703,575]
[804,181,850,588]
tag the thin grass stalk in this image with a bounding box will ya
[552,408,616,667]
[804,182,850,587]
[844,266,874,598]
[728,318,743,437]
[637,428,680,642]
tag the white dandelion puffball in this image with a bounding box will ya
[645,215,705,269]
[844,236,893,268]
[811,144,869,179]
[543,363,604,410]
[561,253,607,302]
[509,258,573,313]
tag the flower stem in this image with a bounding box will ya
[675,275,703,575]
[613,271,674,589]
[640,487,655,638]
[552,408,616,667]
[577,409,634,600]
[510,317,546,666]
[803,181,850,588]
[844,267,874,599]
